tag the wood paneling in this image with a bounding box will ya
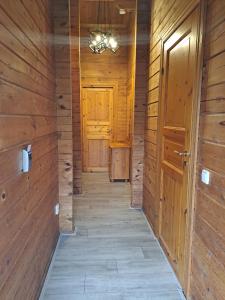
[190,0,225,298]
[130,0,149,208]
[80,0,136,29]
[71,0,82,194]
[127,9,136,192]
[53,0,74,232]
[144,0,225,298]
[0,0,59,298]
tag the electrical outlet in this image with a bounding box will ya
[201,169,210,185]
[54,203,60,215]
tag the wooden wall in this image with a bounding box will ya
[71,0,82,194]
[143,0,199,233]
[131,0,149,208]
[144,0,225,298]
[0,0,59,298]
[127,11,136,185]
[190,1,225,298]
[80,28,129,143]
[53,0,74,232]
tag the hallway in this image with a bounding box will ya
[40,174,184,300]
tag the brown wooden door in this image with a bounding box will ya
[82,87,113,172]
[159,8,200,287]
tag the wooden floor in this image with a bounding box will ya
[40,173,184,300]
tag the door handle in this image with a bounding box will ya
[174,150,190,157]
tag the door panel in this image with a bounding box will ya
[161,173,183,261]
[159,8,200,287]
[82,87,113,172]
[165,35,191,127]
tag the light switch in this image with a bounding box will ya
[54,203,60,215]
[22,145,32,173]
[201,169,210,185]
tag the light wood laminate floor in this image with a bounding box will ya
[40,173,185,300]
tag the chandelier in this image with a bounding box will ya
[89,0,119,54]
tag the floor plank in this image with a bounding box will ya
[40,173,184,300]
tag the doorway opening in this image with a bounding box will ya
[76,0,149,207]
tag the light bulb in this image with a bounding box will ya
[89,31,119,54]
[109,37,115,45]
[96,34,101,42]
[111,40,118,48]
[119,8,126,15]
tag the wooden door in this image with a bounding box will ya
[159,8,200,287]
[82,87,113,172]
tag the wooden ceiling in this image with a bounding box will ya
[80,0,136,29]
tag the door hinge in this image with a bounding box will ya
[161,67,164,75]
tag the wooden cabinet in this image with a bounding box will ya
[109,142,130,181]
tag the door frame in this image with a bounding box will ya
[156,1,206,296]
[81,80,118,171]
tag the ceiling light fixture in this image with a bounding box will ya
[89,0,119,54]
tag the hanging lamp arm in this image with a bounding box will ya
[108,0,112,33]
[103,0,105,32]
[96,0,101,31]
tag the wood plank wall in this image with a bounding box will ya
[190,1,225,298]
[144,0,225,298]
[71,0,82,194]
[127,11,136,183]
[131,0,149,208]
[53,0,74,232]
[143,0,199,233]
[80,28,130,143]
[0,0,59,298]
